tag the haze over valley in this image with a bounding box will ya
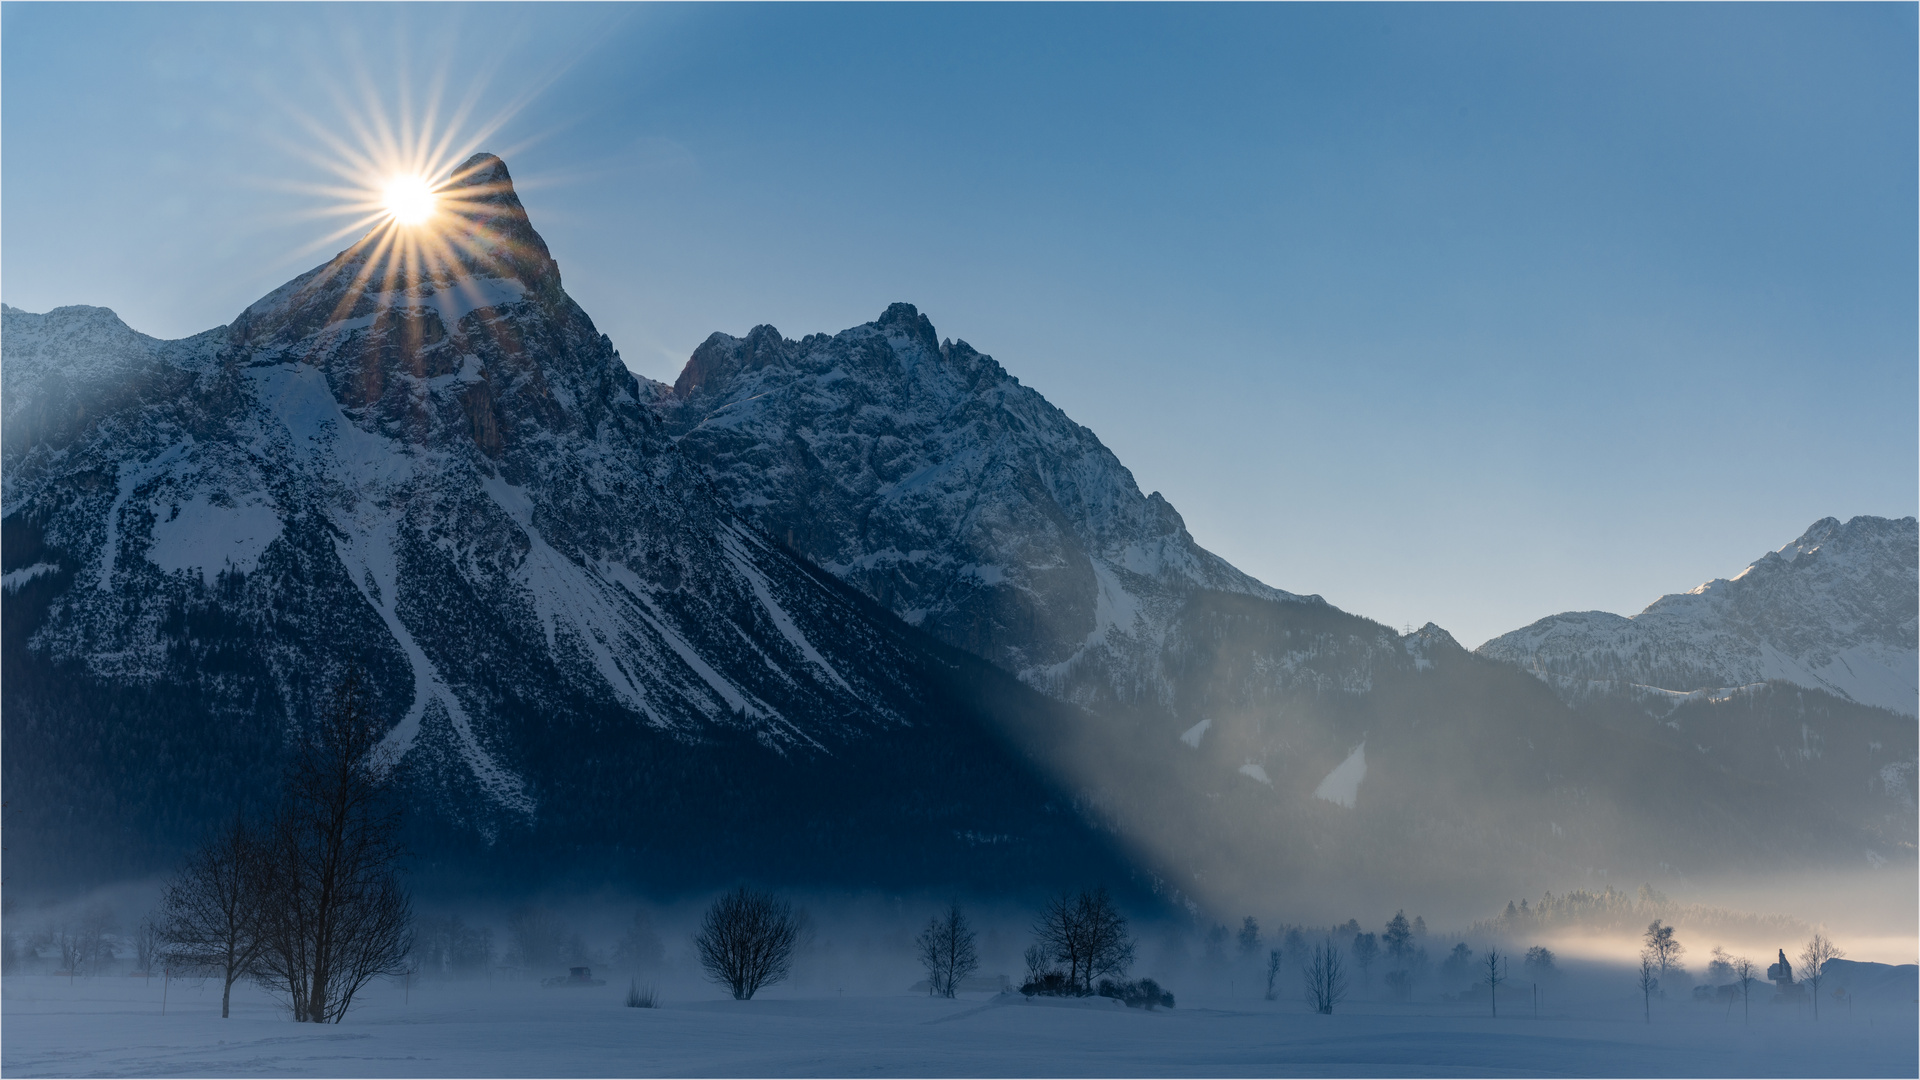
[2,6,1913,1077]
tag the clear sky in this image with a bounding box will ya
[5,3,1914,648]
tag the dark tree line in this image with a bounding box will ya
[159,681,413,1022]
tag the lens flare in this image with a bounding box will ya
[382,175,438,226]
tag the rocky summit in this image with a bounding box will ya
[4,154,1912,912]
[0,155,1129,893]
[653,303,1309,713]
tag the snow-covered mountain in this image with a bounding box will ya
[6,152,1910,910]
[650,309,1916,899]
[653,304,1320,711]
[1479,516,1918,717]
[1,155,1128,892]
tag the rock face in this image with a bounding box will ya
[1,155,1129,892]
[6,153,1912,911]
[653,304,1312,711]
[651,307,1917,903]
[1479,516,1918,717]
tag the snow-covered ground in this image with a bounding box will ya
[5,973,1912,1077]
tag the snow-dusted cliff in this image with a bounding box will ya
[1,156,1123,889]
[653,304,1319,710]
[1479,516,1918,716]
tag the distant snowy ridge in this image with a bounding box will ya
[1478,516,1918,716]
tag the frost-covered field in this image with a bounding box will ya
[5,974,1913,1078]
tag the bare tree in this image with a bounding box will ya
[1031,888,1134,993]
[162,815,269,1017]
[253,680,414,1023]
[1635,956,1658,1023]
[39,923,82,978]
[131,914,163,982]
[78,906,119,975]
[694,886,800,1000]
[1731,955,1756,1024]
[1264,948,1283,1001]
[1079,890,1135,990]
[1302,939,1348,1014]
[1705,946,1734,985]
[1350,932,1378,989]
[1484,949,1504,1017]
[916,902,980,998]
[1798,934,1844,1021]
[1523,945,1555,980]
[1642,920,1683,985]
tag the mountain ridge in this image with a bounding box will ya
[1478,514,1918,717]
[0,155,1137,895]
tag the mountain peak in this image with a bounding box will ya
[1479,514,1919,715]
[233,153,560,352]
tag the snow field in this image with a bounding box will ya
[4,973,1912,1078]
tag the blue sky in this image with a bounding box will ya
[5,3,1914,647]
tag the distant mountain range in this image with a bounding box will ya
[4,153,1911,913]
[1480,514,1916,717]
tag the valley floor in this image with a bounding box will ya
[3,974,1913,1078]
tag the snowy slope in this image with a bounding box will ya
[0,155,1126,890]
[1479,517,1918,717]
[654,304,1318,711]
[650,313,1916,898]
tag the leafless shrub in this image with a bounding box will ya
[693,886,799,1000]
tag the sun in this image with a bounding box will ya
[382,175,438,226]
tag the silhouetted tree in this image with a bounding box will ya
[1705,946,1734,985]
[1281,926,1308,971]
[1236,917,1261,958]
[131,915,163,981]
[1350,932,1378,989]
[75,906,117,975]
[1731,955,1757,1024]
[1522,945,1554,980]
[1382,911,1412,974]
[1642,920,1683,985]
[1635,956,1658,1023]
[163,816,268,1017]
[694,887,800,1000]
[1302,939,1348,1014]
[1441,942,1474,985]
[1264,948,1283,1000]
[1799,934,1843,1021]
[1484,949,1504,1017]
[1032,888,1134,992]
[916,902,980,998]
[252,681,413,1023]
